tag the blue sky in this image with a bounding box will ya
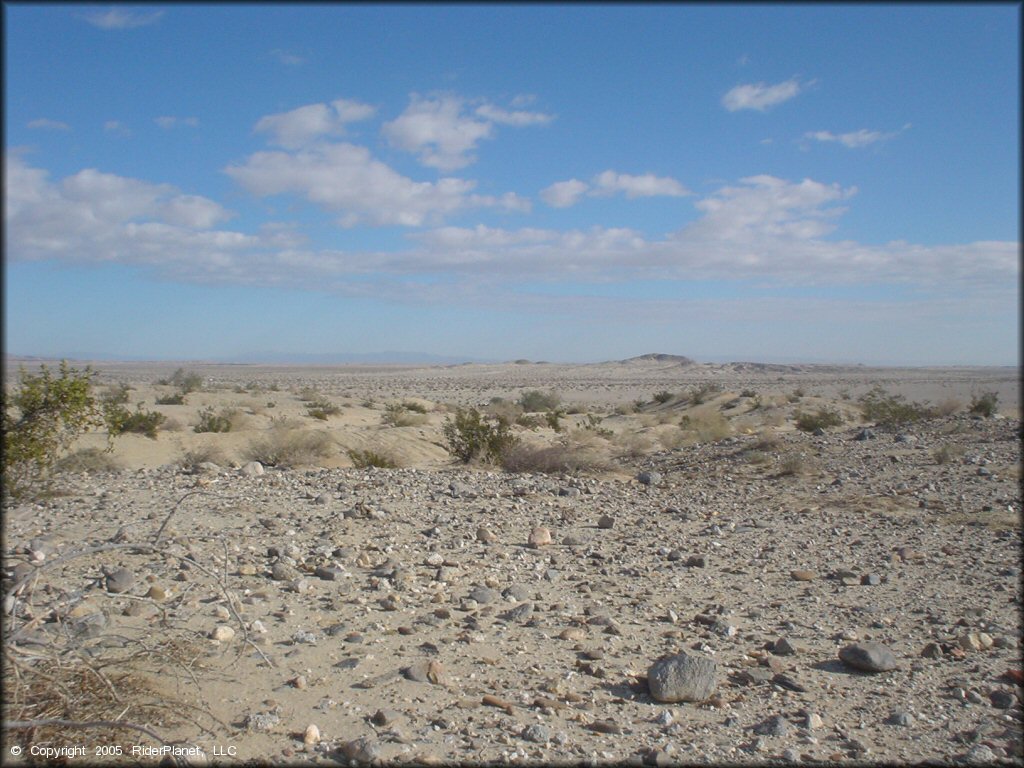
[4,4,1019,365]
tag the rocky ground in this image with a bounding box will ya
[2,359,1021,766]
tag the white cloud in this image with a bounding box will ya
[7,155,1015,319]
[155,116,199,130]
[28,118,71,132]
[82,8,164,29]
[592,171,690,199]
[103,120,131,137]
[542,171,690,207]
[270,49,305,66]
[474,103,553,126]
[802,124,910,148]
[254,99,376,149]
[225,142,524,227]
[383,93,552,171]
[541,179,589,208]
[722,78,803,112]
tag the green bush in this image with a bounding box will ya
[518,389,561,412]
[306,398,341,420]
[155,391,186,405]
[110,403,166,439]
[194,406,234,433]
[156,367,203,394]
[687,383,722,405]
[858,386,934,427]
[653,390,675,404]
[3,362,107,499]
[545,409,564,433]
[442,407,519,463]
[795,408,844,432]
[347,448,398,469]
[969,391,999,418]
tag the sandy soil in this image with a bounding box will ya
[2,357,1021,766]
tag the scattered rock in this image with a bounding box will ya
[597,515,616,529]
[647,651,718,703]
[211,625,235,642]
[636,471,662,486]
[528,527,552,548]
[839,642,899,673]
[104,567,135,594]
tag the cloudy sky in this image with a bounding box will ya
[4,4,1019,365]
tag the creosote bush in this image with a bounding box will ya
[3,362,107,500]
[858,386,935,427]
[518,389,561,413]
[155,391,186,405]
[156,367,203,394]
[969,392,999,418]
[108,403,166,439]
[687,383,723,405]
[442,407,519,464]
[652,390,675,404]
[193,406,234,433]
[795,408,844,432]
[306,398,341,420]
[382,402,428,427]
[347,448,399,469]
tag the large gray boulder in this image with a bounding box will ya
[647,651,718,702]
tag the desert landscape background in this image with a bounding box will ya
[3,354,1021,765]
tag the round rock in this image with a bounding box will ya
[838,642,899,672]
[647,651,718,703]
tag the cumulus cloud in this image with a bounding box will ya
[225,142,525,227]
[541,179,589,208]
[82,8,164,29]
[722,78,804,112]
[7,155,1015,315]
[155,116,199,130]
[103,120,130,137]
[802,124,911,149]
[254,99,376,149]
[28,118,71,132]
[383,93,552,170]
[542,171,690,207]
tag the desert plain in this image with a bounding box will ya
[2,354,1021,766]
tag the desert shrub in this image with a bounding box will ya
[680,411,732,443]
[788,387,806,403]
[347,448,399,469]
[969,391,999,418]
[932,443,966,465]
[653,390,675,404]
[54,446,122,474]
[297,387,322,403]
[515,413,545,429]
[658,427,688,450]
[442,407,519,464]
[858,386,934,427]
[402,400,428,414]
[613,431,654,459]
[581,413,613,438]
[156,367,203,393]
[156,391,186,405]
[500,441,602,474]
[778,454,806,476]
[545,409,565,432]
[193,406,234,433]
[382,403,428,427]
[486,397,523,423]
[102,382,132,406]
[307,398,341,420]
[179,444,230,469]
[687,383,722,405]
[795,408,844,432]
[743,450,772,466]
[3,362,108,500]
[109,403,166,439]
[243,419,333,467]
[518,389,561,412]
[740,388,758,399]
[753,431,783,452]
